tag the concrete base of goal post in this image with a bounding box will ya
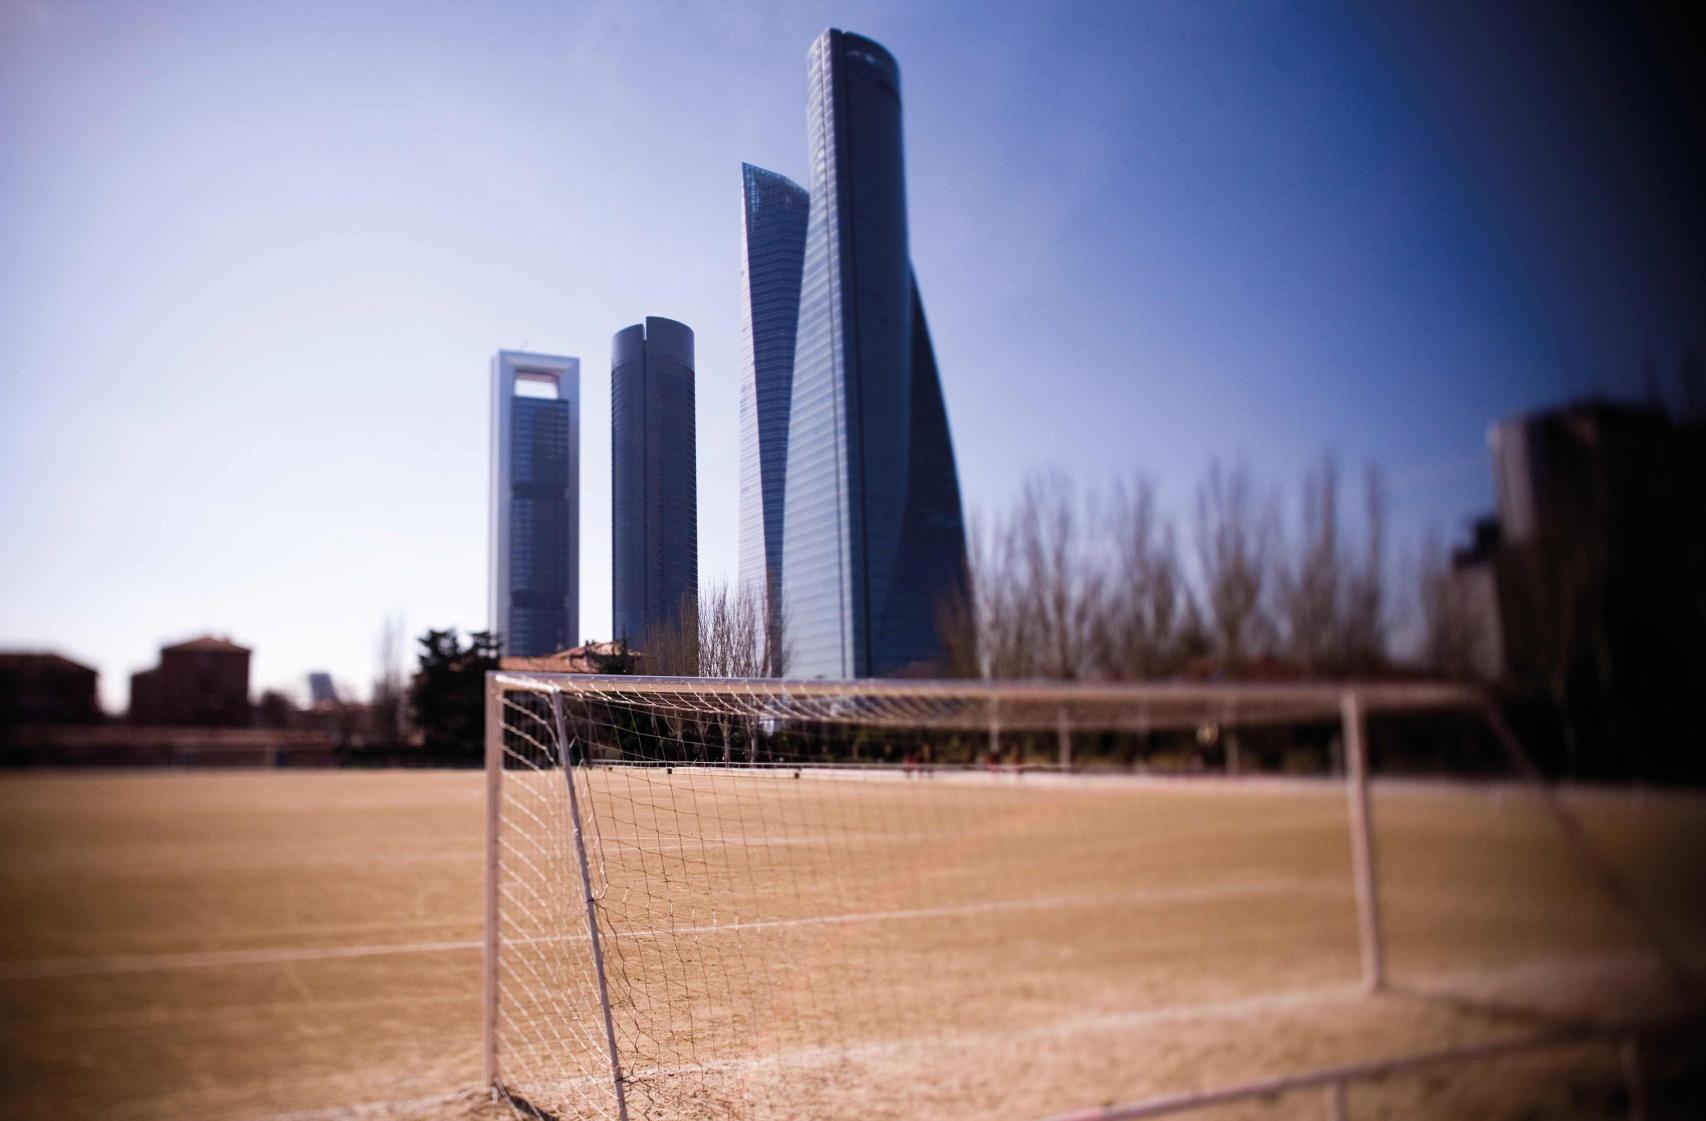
[1342,690,1386,994]
[482,673,503,1093]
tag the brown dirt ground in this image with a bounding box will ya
[0,771,1702,1121]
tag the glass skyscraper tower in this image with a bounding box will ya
[611,317,697,649]
[779,28,970,678]
[739,163,810,672]
[489,351,579,656]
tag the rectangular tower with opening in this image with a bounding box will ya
[489,350,579,657]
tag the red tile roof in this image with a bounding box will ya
[500,642,643,674]
[161,635,251,655]
[0,652,98,675]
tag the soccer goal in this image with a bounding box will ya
[482,674,1695,1120]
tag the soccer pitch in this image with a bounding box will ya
[0,771,1701,1120]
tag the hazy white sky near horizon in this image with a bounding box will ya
[2,1,1696,710]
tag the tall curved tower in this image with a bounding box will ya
[739,164,810,672]
[781,29,970,678]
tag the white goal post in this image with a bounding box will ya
[480,673,1681,1121]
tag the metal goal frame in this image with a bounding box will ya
[480,673,1683,1119]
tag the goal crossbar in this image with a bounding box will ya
[493,672,1482,734]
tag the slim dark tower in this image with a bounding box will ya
[611,317,697,651]
[781,29,970,678]
[739,164,810,673]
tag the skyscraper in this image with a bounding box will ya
[611,317,697,649]
[489,351,579,657]
[739,163,810,672]
[780,29,970,678]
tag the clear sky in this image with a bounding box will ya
[2,0,1700,711]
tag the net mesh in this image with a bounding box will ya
[487,674,1687,1121]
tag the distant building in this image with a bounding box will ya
[1471,399,1706,777]
[611,317,697,648]
[739,163,811,671]
[490,350,580,657]
[0,652,101,727]
[129,635,251,727]
[1444,518,1506,682]
[781,29,970,678]
[1487,401,1699,682]
[306,672,338,707]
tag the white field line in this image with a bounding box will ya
[0,936,488,979]
[0,879,1341,980]
[609,879,1335,942]
[522,948,1666,1091]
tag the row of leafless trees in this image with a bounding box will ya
[946,454,1431,681]
[644,581,786,678]
[640,452,1482,683]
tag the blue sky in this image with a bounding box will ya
[2,1,1698,710]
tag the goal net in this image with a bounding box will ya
[483,674,1697,1121]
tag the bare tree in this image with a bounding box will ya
[948,458,1383,684]
[1276,453,1342,672]
[371,609,407,743]
[643,594,701,677]
[946,505,1038,679]
[1094,472,1193,678]
[1272,455,1389,676]
[972,507,1035,678]
[644,580,783,679]
[941,478,1096,682]
[1195,460,1275,670]
[1339,463,1388,673]
[936,525,983,678]
[1013,473,1100,680]
[698,580,772,678]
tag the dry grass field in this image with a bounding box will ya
[1,769,1703,1121]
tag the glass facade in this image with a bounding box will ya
[739,164,810,671]
[611,317,697,648]
[489,351,579,657]
[508,397,574,654]
[782,29,970,678]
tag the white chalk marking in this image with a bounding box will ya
[0,880,1339,980]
